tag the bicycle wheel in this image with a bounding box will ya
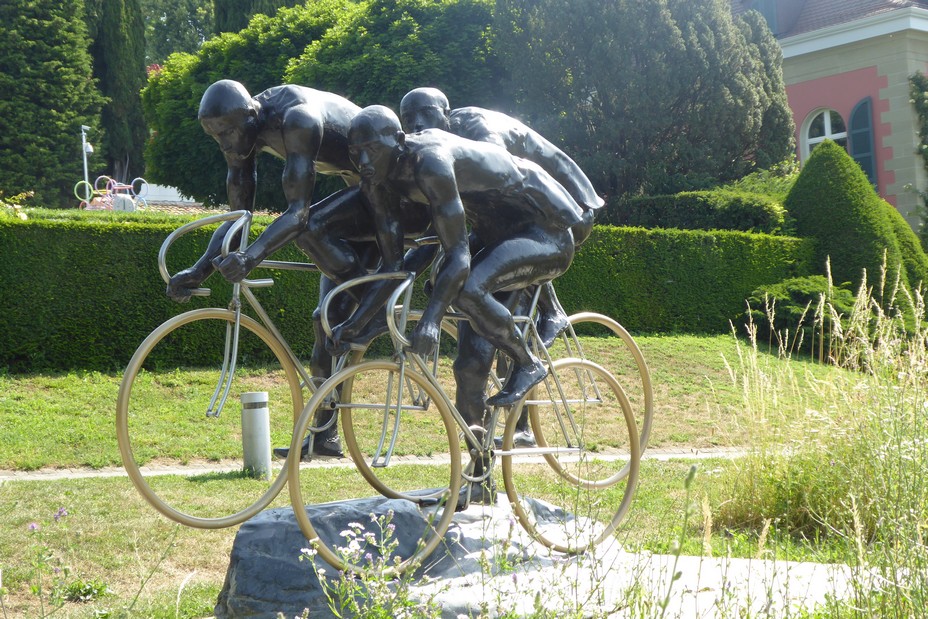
[94,175,113,192]
[116,308,303,529]
[501,358,640,553]
[346,315,463,499]
[548,312,653,452]
[289,359,462,574]
[130,177,149,199]
[73,180,94,203]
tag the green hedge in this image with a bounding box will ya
[0,216,813,372]
[599,189,792,235]
[0,214,320,372]
[556,226,814,333]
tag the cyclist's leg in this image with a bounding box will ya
[457,228,574,406]
[535,281,571,347]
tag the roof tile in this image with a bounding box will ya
[731,0,928,37]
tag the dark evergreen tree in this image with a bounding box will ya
[0,0,104,207]
[494,0,795,198]
[141,0,214,65]
[213,0,302,34]
[85,0,148,182]
[736,9,796,169]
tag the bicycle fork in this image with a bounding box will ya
[369,350,438,468]
[205,293,245,418]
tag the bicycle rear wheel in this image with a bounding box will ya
[116,308,303,528]
[289,359,462,574]
[501,358,640,553]
[548,312,653,452]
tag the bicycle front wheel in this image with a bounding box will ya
[289,360,462,574]
[549,312,653,452]
[116,308,303,529]
[501,358,640,553]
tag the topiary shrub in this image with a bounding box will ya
[885,203,928,291]
[784,140,908,292]
[600,189,791,234]
[745,275,856,357]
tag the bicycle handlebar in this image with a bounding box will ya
[159,210,323,297]
[158,210,251,296]
[318,271,416,348]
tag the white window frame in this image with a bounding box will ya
[800,108,848,161]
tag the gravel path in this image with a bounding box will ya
[0,446,744,483]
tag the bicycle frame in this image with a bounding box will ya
[157,210,321,419]
[317,272,594,480]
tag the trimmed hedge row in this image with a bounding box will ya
[556,226,813,333]
[0,216,813,372]
[0,216,320,372]
[599,190,791,235]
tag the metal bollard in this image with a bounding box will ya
[241,392,271,480]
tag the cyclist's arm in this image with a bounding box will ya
[219,110,323,280]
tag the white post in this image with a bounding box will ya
[241,392,271,480]
[80,125,91,204]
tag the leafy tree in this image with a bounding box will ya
[85,0,148,182]
[142,1,350,206]
[0,0,104,207]
[285,0,503,109]
[213,0,303,34]
[144,0,502,207]
[141,0,214,65]
[494,0,794,199]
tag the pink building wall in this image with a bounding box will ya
[785,66,895,205]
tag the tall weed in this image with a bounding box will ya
[717,266,928,616]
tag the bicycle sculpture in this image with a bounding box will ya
[116,81,653,576]
[74,175,148,210]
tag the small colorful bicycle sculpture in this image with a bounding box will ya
[74,175,148,210]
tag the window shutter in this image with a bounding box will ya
[849,98,877,185]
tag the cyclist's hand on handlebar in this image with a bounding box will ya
[327,323,356,357]
[166,268,203,303]
[216,251,256,283]
[407,322,440,356]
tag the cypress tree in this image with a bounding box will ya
[213,0,301,34]
[0,0,104,207]
[736,9,796,169]
[85,0,148,182]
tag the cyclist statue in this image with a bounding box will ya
[398,87,605,447]
[167,79,366,459]
[339,105,584,502]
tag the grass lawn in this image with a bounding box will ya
[0,332,840,471]
[0,327,912,618]
[0,458,849,618]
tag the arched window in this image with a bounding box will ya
[849,98,877,185]
[800,102,877,186]
[804,109,848,157]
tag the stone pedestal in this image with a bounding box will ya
[214,497,439,618]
